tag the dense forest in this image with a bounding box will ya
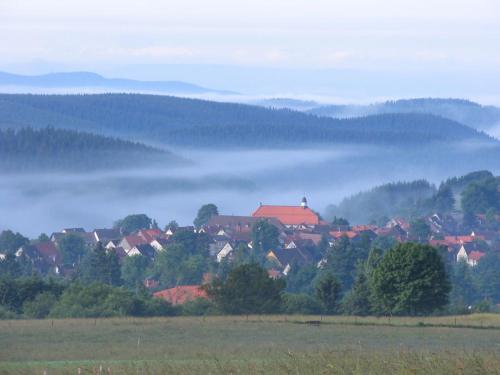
[0,127,182,172]
[326,170,500,224]
[0,94,495,148]
[308,98,500,133]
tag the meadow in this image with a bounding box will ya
[1,314,500,374]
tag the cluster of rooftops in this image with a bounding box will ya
[10,197,499,305]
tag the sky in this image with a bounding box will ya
[1,0,500,100]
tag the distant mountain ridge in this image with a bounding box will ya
[0,94,495,149]
[0,71,234,95]
[307,98,500,134]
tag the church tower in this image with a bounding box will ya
[301,196,308,208]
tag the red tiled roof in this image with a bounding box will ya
[35,241,59,260]
[252,205,320,225]
[469,251,486,262]
[138,229,163,242]
[153,285,208,305]
[429,239,452,247]
[268,269,282,279]
[330,231,359,239]
[297,232,323,245]
[352,225,378,232]
[444,235,484,245]
[123,235,148,247]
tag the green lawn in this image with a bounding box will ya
[1,315,500,374]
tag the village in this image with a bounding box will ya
[6,196,499,307]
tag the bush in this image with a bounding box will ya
[0,305,17,319]
[474,300,492,313]
[141,296,177,317]
[204,263,286,314]
[180,298,217,316]
[23,292,57,319]
[282,293,322,315]
[49,282,176,318]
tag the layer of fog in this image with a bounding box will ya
[1,144,499,238]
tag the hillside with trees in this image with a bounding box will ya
[326,171,500,224]
[0,94,496,148]
[308,98,500,133]
[0,127,182,172]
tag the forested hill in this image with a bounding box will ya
[308,98,500,133]
[325,170,500,225]
[0,94,495,148]
[0,127,182,172]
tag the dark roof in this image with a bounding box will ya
[207,215,284,231]
[62,228,85,233]
[132,244,156,258]
[93,228,121,242]
[268,248,308,268]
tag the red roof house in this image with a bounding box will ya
[153,285,208,305]
[330,231,359,240]
[252,201,320,226]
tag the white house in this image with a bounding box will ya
[216,242,234,263]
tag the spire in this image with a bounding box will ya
[301,196,308,208]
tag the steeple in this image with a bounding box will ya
[301,196,308,208]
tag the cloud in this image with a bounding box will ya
[101,46,197,60]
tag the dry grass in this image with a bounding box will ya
[1,314,499,374]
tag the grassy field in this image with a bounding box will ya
[1,314,500,374]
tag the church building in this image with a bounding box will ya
[251,197,320,228]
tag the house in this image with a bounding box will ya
[93,228,121,243]
[444,234,485,246]
[61,228,85,234]
[206,215,284,233]
[268,269,282,279]
[329,230,360,243]
[456,244,486,266]
[16,241,61,272]
[296,232,323,246]
[285,238,315,250]
[216,242,234,263]
[252,197,320,228]
[137,229,164,243]
[209,236,232,257]
[351,224,378,232]
[153,285,208,305]
[150,238,170,252]
[375,225,408,242]
[105,239,121,250]
[386,218,410,231]
[266,247,309,270]
[50,231,97,247]
[144,278,159,289]
[119,235,148,251]
[127,244,156,258]
[227,231,252,246]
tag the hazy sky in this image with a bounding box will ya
[1,0,500,99]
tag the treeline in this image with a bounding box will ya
[0,94,494,148]
[326,180,437,224]
[308,98,500,132]
[327,170,500,224]
[0,277,174,319]
[3,238,499,318]
[0,127,180,172]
